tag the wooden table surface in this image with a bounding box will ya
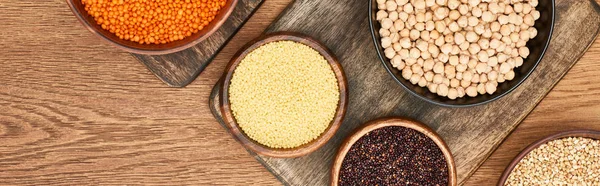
[1,0,599,185]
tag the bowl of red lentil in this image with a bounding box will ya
[498,130,600,186]
[331,117,457,186]
[67,0,236,55]
[219,32,348,158]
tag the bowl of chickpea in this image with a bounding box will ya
[370,0,554,107]
[67,0,237,55]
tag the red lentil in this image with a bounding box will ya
[81,0,226,44]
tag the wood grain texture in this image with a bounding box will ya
[209,0,600,185]
[0,0,286,185]
[131,0,264,87]
[1,0,600,185]
[219,32,348,158]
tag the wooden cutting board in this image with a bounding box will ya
[210,0,600,185]
[132,0,263,87]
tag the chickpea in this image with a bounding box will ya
[448,88,458,99]
[454,32,466,45]
[377,10,389,20]
[386,1,398,11]
[421,31,431,41]
[413,0,426,10]
[399,12,410,21]
[488,2,501,14]
[505,70,515,80]
[410,48,421,59]
[476,62,488,74]
[404,3,415,13]
[435,36,445,46]
[410,30,421,40]
[515,57,524,67]
[457,87,466,98]
[532,10,541,20]
[485,82,497,94]
[426,21,436,31]
[434,7,449,20]
[385,48,396,59]
[480,73,488,83]
[449,46,460,55]
[381,18,394,29]
[381,37,392,48]
[528,27,538,39]
[380,28,391,37]
[449,55,460,65]
[457,16,469,28]
[482,11,495,22]
[428,83,439,93]
[468,59,478,69]
[410,73,421,84]
[519,47,530,58]
[402,68,413,79]
[477,51,489,63]
[504,5,513,14]
[469,43,481,55]
[499,62,512,74]
[466,86,478,97]
[468,16,480,27]
[437,84,449,96]
[424,71,435,81]
[389,11,399,21]
[461,79,471,88]
[497,73,505,83]
[425,0,436,7]
[477,83,486,94]
[448,22,460,32]
[523,4,532,14]
[472,7,483,17]
[415,22,426,31]
[418,77,428,87]
[450,78,460,88]
[449,10,461,20]
[459,42,470,51]
[463,70,473,81]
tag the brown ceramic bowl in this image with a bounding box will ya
[66,0,238,55]
[219,32,348,158]
[331,117,457,186]
[497,130,600,186]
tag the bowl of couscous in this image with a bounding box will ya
[67,0,237,55]
[219,32,348,158]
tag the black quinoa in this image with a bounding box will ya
[338,126,448,186]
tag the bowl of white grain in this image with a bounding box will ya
[498,130,600,185]
[369,0,555,107]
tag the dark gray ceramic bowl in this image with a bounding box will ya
[369,1,555,107]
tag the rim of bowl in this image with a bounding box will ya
[66,0,239,55]
[497,130,600,186]
[330,117,457,186]
[219,31,348,158]
[368,0,556,108]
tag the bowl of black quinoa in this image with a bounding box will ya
[331,118,456,186]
